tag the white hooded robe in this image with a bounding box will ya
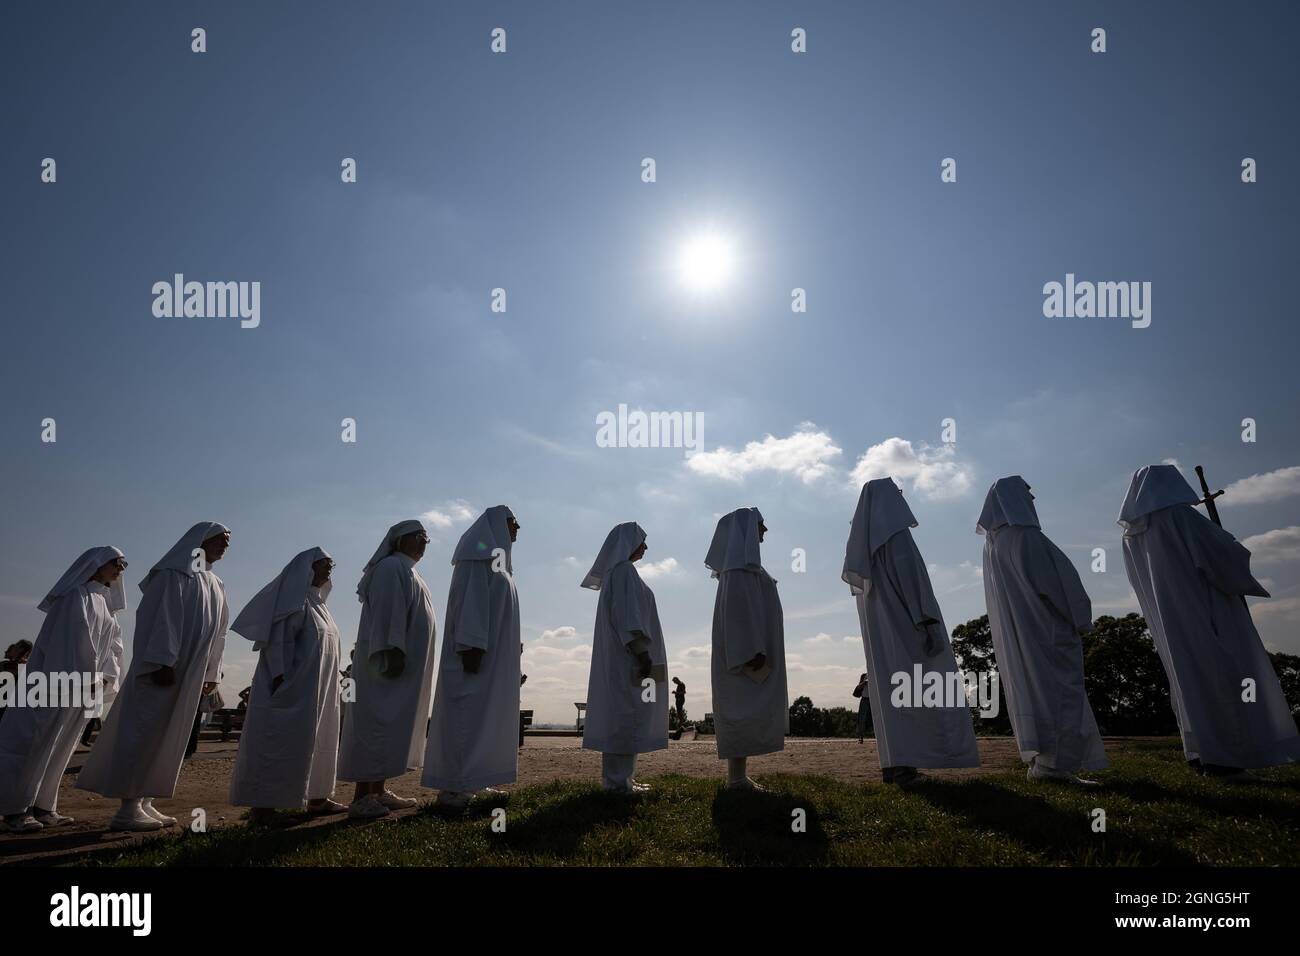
[338,521,438,782]
[979,477,1107,772]
[1120,464,1300,769]
[707,508,789,759]
[844,480,979,770]
[581,523,670,755]
[230,547,342,807]
[77,523,230,799]
[0,547,127,815]
[423,506,521,792]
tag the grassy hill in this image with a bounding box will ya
[89,740,1300,867]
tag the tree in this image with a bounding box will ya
[949,615,1012,736]
[1269,651,1300,728]
[1080,614,1177,735]
[788,696,819,736]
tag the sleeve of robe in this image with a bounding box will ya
[1021,531,1093,633]
[880,533,946,654]
[608,563,651,648]
[263,611,305,682]
[100,618,125,708]
[1175,507,1271,598]
[134,571,189,673]
[202,579,229,683]
[452,561,493,652]
[366,558,415,666]
[716,570,769,673]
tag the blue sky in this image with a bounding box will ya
[2,1,1298,723]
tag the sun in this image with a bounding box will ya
[677,231,736,293]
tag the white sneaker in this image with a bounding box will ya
[377,789,418,810]
[110,804,164,832]
[140,799,177,826]
[725,777,767,792]
[32,809,74,827]
[348,795,391,820]
[2,813,45,833]
[435,790,472,809]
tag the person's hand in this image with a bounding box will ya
[635,651,653,680]
[746,653,766,671]
[462,648,485,674]
[151,666,176,687]
[520,673,528,686]
[271,675,284,695]
[383,649,405,679]
[202,681,218,695]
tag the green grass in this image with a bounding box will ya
[88,741,1300,866]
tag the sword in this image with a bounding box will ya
[1193,465,1225,527]
[1194,464,1250,609]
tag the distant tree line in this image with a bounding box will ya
[785,613,1300,738]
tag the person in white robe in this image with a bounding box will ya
[580,522,669,793]
[0,548,128,832]
[229,547,345,822]
[424,506,522,808]
[707,507,788,791]
[338,520,438,820]
[843,479,979,785]
[1120,464,1300,779]
[978,476,1107,785]
[76,522,230,831]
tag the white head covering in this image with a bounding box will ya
[451,506,515,572]
[357,519,425,600]
[842,478,918,594]
[704,507,764,577]
[39,546,128,614]
[139,521,230,592]
[232,547,332,646]
[581,522,646,590]
[976,476,1041,535]
[1118,464,1199,529]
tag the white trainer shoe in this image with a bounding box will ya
[140,799,177,825]
[32,809,74,827]
[2,813,45,833]
[110,803,164,832]
[377,789,418,810]
[348,794,391,820]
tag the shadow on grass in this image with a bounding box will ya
[710,786,829,865]
[496,789,639,858]
[909,778,1201,865]
[1101,776,1300,825]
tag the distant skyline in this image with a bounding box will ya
[2,1,1298,724]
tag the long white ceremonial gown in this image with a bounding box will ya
[1120,465,1300,769]
[424,506,521,792]
[77,524,230,799]
[708,509,788,759]
[231,587,341,807]
[845,480,979,771]
[0,557,124,815]
[582,526,669,755]
[979,477,1107,772]
[338,553,437,781]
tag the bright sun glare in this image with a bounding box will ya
[677,232,735,293]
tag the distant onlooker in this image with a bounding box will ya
[672,677,686,728]
[0,641,34,726]
[853,673,872,743]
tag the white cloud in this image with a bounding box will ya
[804,632,833,644]
[849,437,974,499]
[1224,466,1300,506]
[638,557,681,580]
[842,635,861,643]
[421,499,476,529]
[1241,527,1300,564]
[1252,596,1300,620]
[681,645,710,660]
[539,626,578,642]
[685,423,842,484]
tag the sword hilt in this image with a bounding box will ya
[1194,464,1225,528]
